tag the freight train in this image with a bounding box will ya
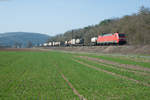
[43,33,126,47]
[65,38,84,46]
[43,42,61,47]
[93,33,126,45]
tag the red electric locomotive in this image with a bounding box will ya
[97,33,126,45]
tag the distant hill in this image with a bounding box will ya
[0,32,50,48]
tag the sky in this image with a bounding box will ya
[0,0,150,36]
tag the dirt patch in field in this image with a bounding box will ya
[1,45,150,55]
[0,48,51,52]
[78,56,150,73]
[43,45,150,55]
[114,56,150,63]
[73,59,150,87]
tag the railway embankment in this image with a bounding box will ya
[44,45,150,55]
[0,45,150,55]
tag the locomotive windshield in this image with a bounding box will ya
[119,34,125,37]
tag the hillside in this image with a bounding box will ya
[48,7,150,45]
[0,32,50,48]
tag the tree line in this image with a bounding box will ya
[48,7,150,45]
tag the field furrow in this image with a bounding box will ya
[74,56,150,84]
[78,55,150,73]
[86,54,150,69]
[73,58,150,87]
[77,56,150,75]
[61,73,87,100]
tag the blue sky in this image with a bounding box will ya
[0,0,150,36]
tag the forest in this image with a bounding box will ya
[48,7,150,45]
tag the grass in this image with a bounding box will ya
[0,52,77,100]
[0,51,150,100]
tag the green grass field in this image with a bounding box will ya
[0,51,150,100]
